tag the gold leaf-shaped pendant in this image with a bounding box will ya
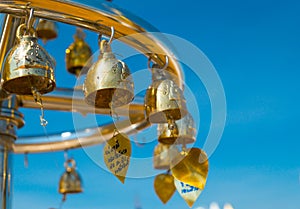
[174,178,202,207]
[171,148,208,190]
[154,173,176,204]
[104,133,131,183]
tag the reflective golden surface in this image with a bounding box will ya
[145,67,187,123]
[153,143,172,170]
[104,132,131,183]
[84,40,134,108]
[175,113,197,144]
[36,19,58,42]
[154,173,176,204]
[65,29,92,76]
[158,121,179,144]
[2,24,56,95]
[171,148,208,190]
[59,159,83,196]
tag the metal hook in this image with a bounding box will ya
[98,26,115,45]
[26,8,35,32]
[148,55,169,71]
[108,26,114,45]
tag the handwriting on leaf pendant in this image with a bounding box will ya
[104,133,131,183]
[180,182,199,194]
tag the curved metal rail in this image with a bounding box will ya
[0,0,185,154]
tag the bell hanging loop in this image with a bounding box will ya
[2,10,56,95]
[145,56,187,123]
[84,26,134,109]
[58,158,83,201]
[65,28,92,76]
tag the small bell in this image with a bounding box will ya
[158,113,196,145]
[59,158,83,201]
[176,113,196,144]
[145,58,187,123]
[65,28,92,76]
[36,19,58,42]
[84,35,134,108]
[157,120,179,145]
[2,23,56,95]
[153,143,180,170]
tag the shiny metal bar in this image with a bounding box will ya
[13,115,150,154]
[17,88,145,116]
[0,0,184,88]
[0,144,11,209]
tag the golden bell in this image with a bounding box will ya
[157,120,179,145]
[176,112,196,144]
[158,112,196,145]
[145,64,187,123]
[153,143,180,170]
[59,158,83,199]
[2,24,56,95]
[36,19,58,42]
[65,29,92,76]
[84,40,134,108]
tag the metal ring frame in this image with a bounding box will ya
[0,0,185,154]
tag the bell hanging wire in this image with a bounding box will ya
[2,8,56,95]
[144,56,187,123]
[84,26,134,109]
[65,28,92,76]
[58,158,83,201]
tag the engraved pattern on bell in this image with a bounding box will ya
[84,41,134,108]
[65,30,92,76]
[2,24,56,95]
[145,79,187,123]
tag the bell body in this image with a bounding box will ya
[158,113,196,145]
[2,28,55,95]
[36,19,58,41]
[84,46,134,108]
[145,79,187,123]
[157,121,179,144]
[65,36,92,76]
[153,143,180,170]
[176,113,196,144]
[59,167,83,195]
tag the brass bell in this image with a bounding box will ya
[158,112,196,145]
[176,112,196,144]
[84,35,134,108]
[59,158,83,200]
[65,28,92,76]
[36,19,58,42]
[153,143,179,170]
[2,23,56,95]
[145,57,187,123]
[157,120,179,145]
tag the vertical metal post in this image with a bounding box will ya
[0,14,21,100]
[0,96,24,209]
[0,141,12,209]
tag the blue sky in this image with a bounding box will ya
[3,0,300,208]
